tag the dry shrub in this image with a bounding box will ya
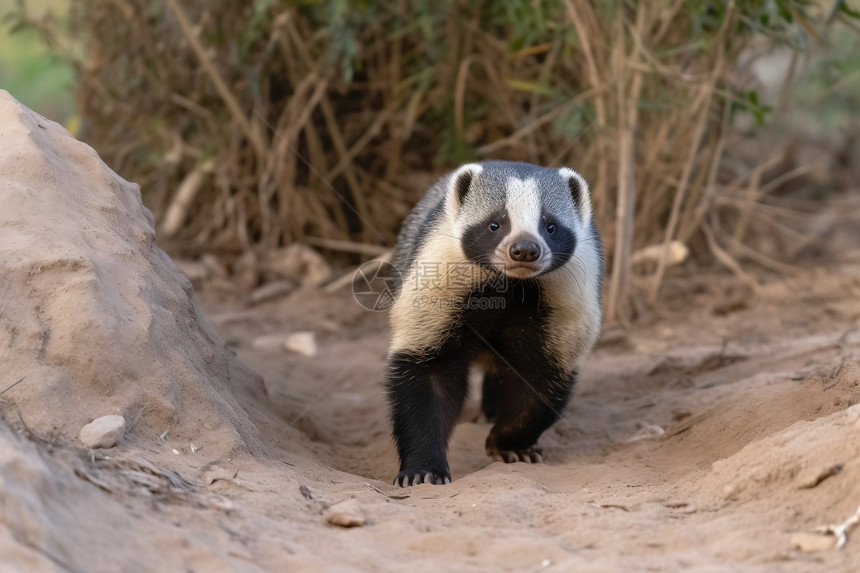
[32,0,858,318]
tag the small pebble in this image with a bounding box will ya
[251,333,291,349]
[672,409,692,421]
[79,415,126,449]
[203,465,236,485]
[285,332,317,357]
[325,499,366,528]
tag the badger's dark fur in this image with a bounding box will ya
[386,161,603,486]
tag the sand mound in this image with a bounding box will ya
[0,90,262,457]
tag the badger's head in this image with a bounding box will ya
[448,161,592,280]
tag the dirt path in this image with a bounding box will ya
[4,263,858,572]
[175,264,860,572]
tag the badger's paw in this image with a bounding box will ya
[487,446,543,464]
[393,468,452,487]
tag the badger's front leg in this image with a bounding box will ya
[386,349,470,486]
[484,355,575,464]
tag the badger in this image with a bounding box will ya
[385,161,603,486]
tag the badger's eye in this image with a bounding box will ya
[488,221,500,232]
[546,223,556,234]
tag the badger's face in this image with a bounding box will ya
[449,162,593,280]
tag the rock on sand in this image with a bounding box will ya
[79,415,127,449]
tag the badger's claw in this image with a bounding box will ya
[393,469,452,487]
[487,446,543,464]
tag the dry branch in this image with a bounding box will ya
[163,0,267,161]
[56,0,835,312]
[648,0,736,303]
[160,159,213,239]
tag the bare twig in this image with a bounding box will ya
[565,0,609,221]
[816,504,860,549]
[163,0,268,161]
[0,376,26,396]
[323,251,393,294]
[606,3,645,323]
[160,159,214,239]
[364,482,410,499]
[648,0,735,303]
[475,90,598,156]
[306,237,389,256]
[318,96,373,242]
[703,218,760,293]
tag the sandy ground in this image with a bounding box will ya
[2,90,860,572]
[189,264,860,572]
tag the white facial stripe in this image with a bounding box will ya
[504,176,551,273]
[505,177,542,238]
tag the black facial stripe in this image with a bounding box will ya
[540,220,576,273]
[462,211,509,270]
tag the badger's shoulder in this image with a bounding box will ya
[391,177,450,275]
[387,169,486,354]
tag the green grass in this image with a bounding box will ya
[0,0,76,128]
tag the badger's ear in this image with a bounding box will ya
[447,163,483,211]
[559,168,592,227]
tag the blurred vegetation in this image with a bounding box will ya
[789,23,860,131]
[3,0,859,319]
[0,0,75,126]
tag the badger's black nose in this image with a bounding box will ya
[509,240,541,263]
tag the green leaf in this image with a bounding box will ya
[840,2,860,20]
[503,78,555,96]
